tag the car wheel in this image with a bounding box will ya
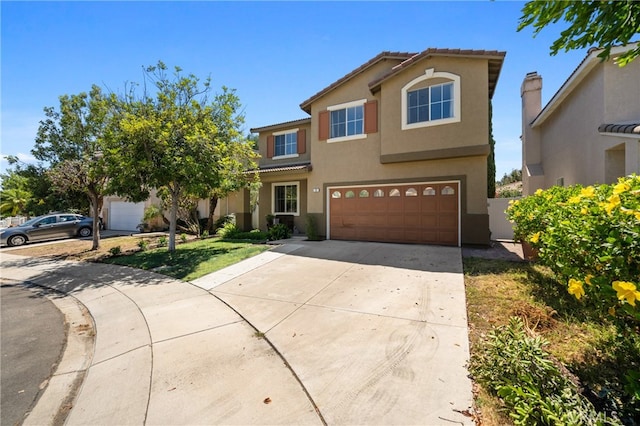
[78,227,92,238]
[8,234,27,247]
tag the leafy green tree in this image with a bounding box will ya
[1,157,85,216]
[487,101,496,198]
[33,85,115,250]
[111,62,258,251]
[518,0,640,65]
[0,188,31,217]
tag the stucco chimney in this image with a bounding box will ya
[521,72,544,195]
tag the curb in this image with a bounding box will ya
[23,286,95,426]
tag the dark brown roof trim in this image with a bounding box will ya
[598,123,640,135]
[250,118,311,134]
[380,145,491,164]
[247,162,312,174]
[299,51,416,113]
[369,48,506,98]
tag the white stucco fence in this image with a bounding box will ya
[488,197,519,241]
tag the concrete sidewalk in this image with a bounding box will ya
[1,253,320,425]
[1,240,474,425]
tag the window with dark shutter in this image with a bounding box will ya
[267,135,274,158]
[319,110,329,141]
[364,100,378,134]
[297,129,306,154]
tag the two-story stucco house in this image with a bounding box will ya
[521,43,640,196]
[241,48,505,246]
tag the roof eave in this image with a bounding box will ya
[532,43,639,128]
[250,117,311,134]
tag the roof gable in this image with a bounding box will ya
[532,43,639,127]
[299,48,506,114]
[368,48,506,99]
[299,51,416,113]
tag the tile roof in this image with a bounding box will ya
[250,118,311,134]
[598,123,640,135]
[299,51,417,113]
[247,162,313,174]
[369,48,506,98]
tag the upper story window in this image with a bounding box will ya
[331,105,363,138]
[267,128,305,159]
[274,132,297,157]
[407,82,454,124]
[401,69,460,130]
[319,99,377,143]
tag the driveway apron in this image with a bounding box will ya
[194,240,473,425]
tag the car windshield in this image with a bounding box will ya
[21,216,49,227]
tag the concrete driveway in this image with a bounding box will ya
[193,240,473,425]
[2,239,473,425]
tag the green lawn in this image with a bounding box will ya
[103,238,271,281]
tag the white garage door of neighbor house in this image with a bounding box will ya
[110,202,145,231]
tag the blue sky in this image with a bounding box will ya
[1,1,589,180]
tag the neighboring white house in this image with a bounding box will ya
[521,43,640,195]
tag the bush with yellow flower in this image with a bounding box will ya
[507,174,640,321]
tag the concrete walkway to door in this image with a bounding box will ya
[192,240,474,425]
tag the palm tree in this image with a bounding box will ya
[0,188,32,217]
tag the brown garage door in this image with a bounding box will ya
[329,182,459,246]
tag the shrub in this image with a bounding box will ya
[222,229,268,241]
[180,233,188,243]
[305,214,321,241]
[109,246,122,256]
[268,223,291,241]
[217,222,239,238]
[470,317,617,425]
[200,230,209,240]
[214,214,234,232]
[506,175,640,322]
[137,239,149,251]
[157,236,168,247]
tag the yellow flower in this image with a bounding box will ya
[585,274,593,286]
[545,194,553,201]
[612,281,640,307]
[568,195,581,204]
[580,186,595,198]
[613,182,631,195]
[581,207,588,215]
[603,194,621,215]
[568,278,585,300]
[529,232,541,244]
[535,188,544,196]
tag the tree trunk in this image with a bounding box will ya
[89,191,103,251]
[206,196,219,233]
[169,187,179,252]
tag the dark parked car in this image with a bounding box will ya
[0,213,93,247]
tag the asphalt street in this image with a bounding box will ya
[1,280,66,426]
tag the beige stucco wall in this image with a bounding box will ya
[255,173,308,232]
[306,55,490,218]
[527,57,640,191]
[380,56,489,156]
[603,59,640,123]
[257,121,312,168]
[536,66,605,187]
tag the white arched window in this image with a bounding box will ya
[401,68,461,130]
